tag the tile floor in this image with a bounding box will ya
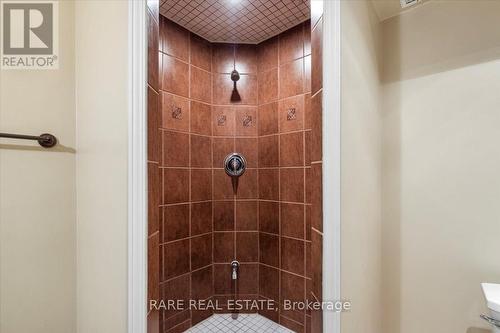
[187,313,295,333]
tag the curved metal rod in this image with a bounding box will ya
[0,132,57,148]
[481,314,500,328]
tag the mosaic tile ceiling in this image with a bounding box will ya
[160,0,310,44]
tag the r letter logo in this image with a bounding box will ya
[1,1,59,69]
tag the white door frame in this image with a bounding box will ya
[322,1,342,332]
[126,1,342,332]
[128,1,148,333]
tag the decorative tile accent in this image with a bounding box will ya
[171,105,183,120]
[242,115,253,127]
[287,107,297,121]
[187,313,294,333]
[217,114,227,126]
[160,0,310,44]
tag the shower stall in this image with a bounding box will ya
[146,1,324,332]
[3,1,499,332]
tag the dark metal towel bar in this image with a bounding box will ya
[0,132,57,148]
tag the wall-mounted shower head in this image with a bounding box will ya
[231,69,240,82]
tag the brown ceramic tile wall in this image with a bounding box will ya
[256,20,318,333]
[158,17,260,332]
[148,1,161,333]
[159,16,214,332]
[211,42,260,314]
[152,11,323,333]
[310,4,324,332]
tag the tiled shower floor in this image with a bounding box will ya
[186,313,295,333]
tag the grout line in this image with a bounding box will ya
[161,231,213,245]
[311,227,323,236]
[162,88,309,109]
[260,127,310,138]
[212,102,259,108]
[212,293,260,297]
[167,318,191,332]
[259,262,308,280]
[213,260,259,266]
[161,200,210,207]
[159,129,258,139]
[159,50,211,74]
[160,166,213,170]
[160,89,209,105]
[159,41,166,294]
[257,53,306,74]
[301,27,308,322]
[214,230,260,234]
[260,230,310,242]
[276,32,282,324]
[311,87,322,100]
[164,309,189,322]
[147,82,160,95]
[258,166,304,170]
[191,263,213,274]
[211,38,216,313]
[187,30,194,328]
[213,198,259,203]
[258,199,305,204]
[255,66,261,302]
[280,313,306,328]
[160,270,190,284]
[232,123,237,262]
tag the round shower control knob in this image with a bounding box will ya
[224,153,246,177]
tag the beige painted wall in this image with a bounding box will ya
[382,2,500,333]
[0,1,76,333]
[74,1,129,333]
[1,1,129,332]
[340,1,382,333]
